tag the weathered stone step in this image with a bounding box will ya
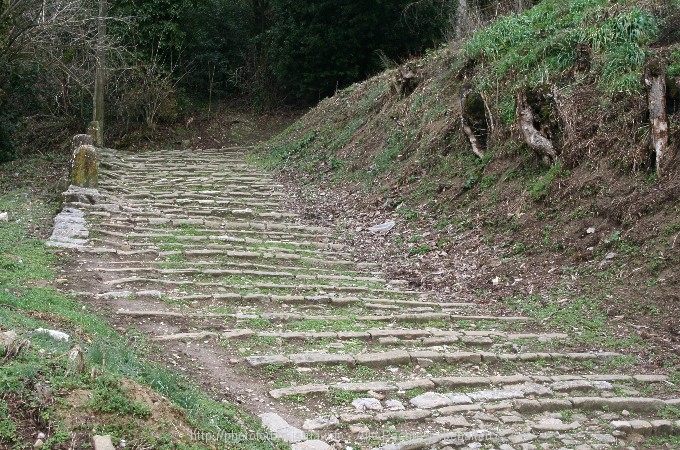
[609,417,680,436]
[94,224,327,243]
[116,190,285,201]
[170,295,467,309]
[90,233,349,253]
[158,245,354,262]
[97,235,354,260]
[518,396,679,414]
[150,260,348,275]
[102,174,282,185]
[98,267,385,284]
[89,237,351,261]
[245,349,619,369]
[94,218,324,233]
[103,276,388,294]
[112,189,286,201]
[90,207,299,222]
[89,196,282,210]
[219,328,560,346]
[106,278,418,298]
[116,309,526,326]
[268,374,669,399]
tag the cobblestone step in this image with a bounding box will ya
[116,309,519,325]
[216,328,560,345]
[268,374,669,399]
[97,267,387,285]
[245,349,621,369]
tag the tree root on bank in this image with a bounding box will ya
[460,89,489,159]
[516,90,557,165]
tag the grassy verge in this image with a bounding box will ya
[0,156,285,449]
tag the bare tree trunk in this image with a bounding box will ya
[455,0,481,38]
[645,64,668,174]
[92,0,107,146]
[516,91,556,164]
[455,0,469,38]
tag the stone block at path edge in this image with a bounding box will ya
[71,145,98,188]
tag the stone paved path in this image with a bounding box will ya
[66,148,679,450]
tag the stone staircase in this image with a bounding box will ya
[66,148,679,450]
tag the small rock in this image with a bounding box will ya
[0,212,8,222]
[351,398,383,412]
[368,221,395,233]
[367,390,385,400]
[302,415,339,431]
[384,399,405,411]
[33,439,44,448]
[34,328,69,342]
[591,433,617,444]
[605,252,616,260]
[92,435,115,450]
[587,227,596,234]
[433,415,472,427]
[291,440,332,450]
[532,418,580,431]
[349,424,370,434]
[409,392,452,409]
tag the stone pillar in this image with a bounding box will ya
[88,121,103,147]
[71,144,99,188]
[71,134,94,155]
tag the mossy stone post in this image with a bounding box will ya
[71,143,99,188]
[72,134,93,154]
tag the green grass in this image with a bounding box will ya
[503,291,648,353]
[464,0,658,94]
[327,388,365,406]
[528,163,565,201]
[88,377,153,418]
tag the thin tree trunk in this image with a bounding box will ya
[646,67,668,174]
[93,0,107,146]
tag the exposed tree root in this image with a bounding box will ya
[516,90,557,165]
[460,89,488,159]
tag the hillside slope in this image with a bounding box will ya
[261,0,680,365]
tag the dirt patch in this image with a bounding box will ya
[59,379,194,440]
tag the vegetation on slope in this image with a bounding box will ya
[261,0,680,359]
